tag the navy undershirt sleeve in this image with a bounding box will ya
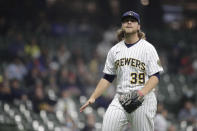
[103,73,116,83]
[149,72,160,80]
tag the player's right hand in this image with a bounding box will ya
[80,98,95,112]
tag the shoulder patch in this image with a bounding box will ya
[157,60,162,67]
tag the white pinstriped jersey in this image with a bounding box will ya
[103,39,164,93]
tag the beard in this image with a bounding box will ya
[122,28,138,35]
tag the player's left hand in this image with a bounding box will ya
[118,90,144,113]
[80,98,95,112]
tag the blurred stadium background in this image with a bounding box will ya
[0,0,197,131]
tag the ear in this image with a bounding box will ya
[138,25,141,30]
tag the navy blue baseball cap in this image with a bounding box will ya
[121,11,140,24]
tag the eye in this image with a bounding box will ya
[130,19,137,22]
[122,18,129,23]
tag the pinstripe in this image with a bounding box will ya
[129,92,156,131]
[103,39,163,131]
[102,104,128,131]
[111,109,116,130]
[109,110,113,131]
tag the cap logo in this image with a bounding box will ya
[121,11,140,23]
[129,12,134,16]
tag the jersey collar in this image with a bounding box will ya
[124,39,141,48]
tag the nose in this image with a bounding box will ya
[127,20,132,24]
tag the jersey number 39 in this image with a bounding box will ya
[130,73,145,84]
